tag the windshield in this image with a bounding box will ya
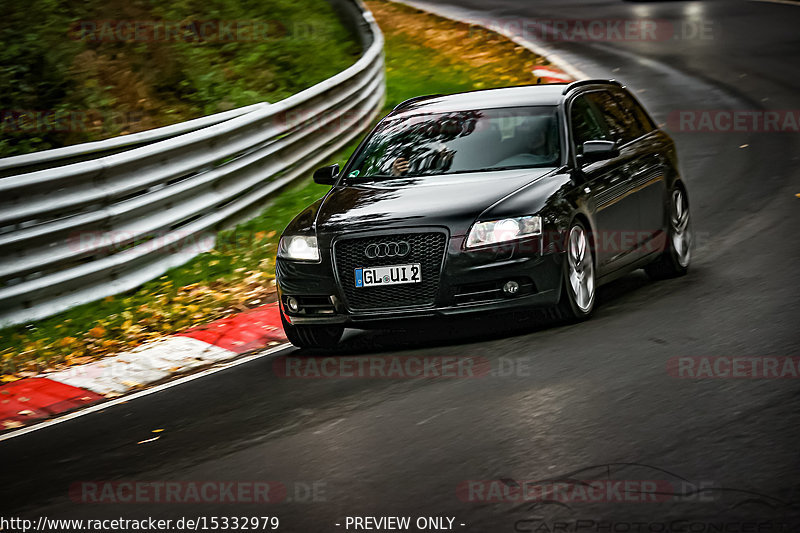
[346,106,561,179]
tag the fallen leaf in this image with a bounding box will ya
[2,420,23,429]
[17,409,36,416]
[89,326,106,338]
[59,337,78,347]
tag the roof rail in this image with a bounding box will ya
[562,79,623,95]
[392,94,444,112]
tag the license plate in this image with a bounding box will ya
[355,264,422,288]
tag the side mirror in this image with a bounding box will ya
[313,164,340,185]
[578,140,619,164]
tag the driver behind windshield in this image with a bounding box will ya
[350,107,560,179]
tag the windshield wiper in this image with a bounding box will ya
[345,174,402,182]
[455,164,555,173]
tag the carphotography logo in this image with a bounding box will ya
[493,464,800,531]
[511,517,797,532]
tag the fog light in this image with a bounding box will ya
[287,296,300,313]
[503,280,520,296]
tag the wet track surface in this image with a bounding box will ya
[3,0,800,530]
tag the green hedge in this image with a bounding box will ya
[0,0,359,157]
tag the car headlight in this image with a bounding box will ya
[278,235,320,261]
[465,216,542,249]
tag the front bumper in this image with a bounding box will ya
[276,234,564,329]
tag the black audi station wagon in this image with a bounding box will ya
[276,80,692,349]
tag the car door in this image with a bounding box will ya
[608,87,669,256]
[568,92,640,275]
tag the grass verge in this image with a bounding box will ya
[0,0,360,157]
[0,0,548,380]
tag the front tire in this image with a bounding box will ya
[551,219,596,321]
[645,187,692,280]
[280,307,344,350]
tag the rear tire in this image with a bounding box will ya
[645,187,692,280]
[550,219,596,322]
[280,307,343,350]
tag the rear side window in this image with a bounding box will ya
[612,88,655,136]
[585,91,638,144]
[570,96,607,150]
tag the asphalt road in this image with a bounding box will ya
[3,1,799,531]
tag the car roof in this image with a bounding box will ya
[389,80,623,118]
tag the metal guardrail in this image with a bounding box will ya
[0,0,385,327]
[0,103,271,179]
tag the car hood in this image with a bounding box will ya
[312,168,556,238]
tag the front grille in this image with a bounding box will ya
[334,231,447,311]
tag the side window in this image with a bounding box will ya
[570,96,607,152]
[586,91,638,145]
[612,89,655,136]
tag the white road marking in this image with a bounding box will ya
[0,343,292,443]
[533,68,572,82]
[47,336,237,395]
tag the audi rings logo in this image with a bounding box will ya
[365,241,411,259]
